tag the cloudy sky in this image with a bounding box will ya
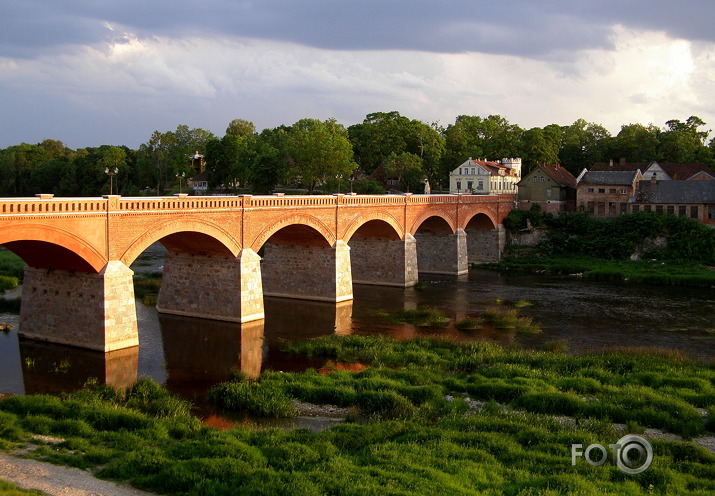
[1,1,714,149]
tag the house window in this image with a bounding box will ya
[620,189,627,194]
[478,180,483,190]
[471,168,476,175]
[655,205,663,215]
[456,180,462,191]
[467,181,473,191]
[709,206,715,219]
[587,202,594,212]
[632,205,640,213]
[690,206,699,219]
[598,188,605,194]
[620,203,627,214]
[459,168,462,175]
[597,202,606,215]
[533,176,537,182]
[587,188,594,193]
[609,188,616,194]
[609,202,616,215]
[678,206,686,217]
[666,205,675,215]
[546,188,552,198]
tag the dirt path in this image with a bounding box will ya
[0,453,155,496]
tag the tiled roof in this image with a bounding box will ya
[635,180,715,204]
[579,171,640,186]
[592,161,713,180]
[540,164,577,188]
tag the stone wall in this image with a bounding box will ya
[157,250,264,322]
[262,241,353,302]
[467,226,505,263]
[349,234,418,287]
[19,261,138,352]
[414,229,468,275]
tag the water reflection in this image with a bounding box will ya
[19,338,138,394]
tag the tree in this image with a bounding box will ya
[244,136,282,194]
[610,123,660,163]
[204,134,245,190]
[658,116,711,163]
[285,118,356,192]
[558,119,610,174]
[384,152,423,192]
[348,111,412,175]
[225,119,256,139]
[442,114,524,174]
[520,127,560,174]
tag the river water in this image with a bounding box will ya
[0,245,713,402]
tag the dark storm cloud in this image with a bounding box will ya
[3,0,712,59]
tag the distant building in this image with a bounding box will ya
[449,158,521,194]
[188,169,209,193]
[517,163,577,213]
[576,170,642,217]
[592,159,714,182]
[632,177,715,226]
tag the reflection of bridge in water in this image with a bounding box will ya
[0,193,513,353]
[19,297,354,396]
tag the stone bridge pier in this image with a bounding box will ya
[157,249,264,322]
[414,216,468,275]
[20,261,138,352]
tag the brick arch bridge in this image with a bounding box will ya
[0,193,514,351]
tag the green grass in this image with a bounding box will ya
[0,248,25,281]
[0,339,713,496]
[489,256,715,288]
[0,480,48,495]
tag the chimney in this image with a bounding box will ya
[609,159,613,167]
[650,174,657,184]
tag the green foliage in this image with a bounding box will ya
[0,247,26,280]
[208,378,295,417]
[0,341,714,496]
[503,203,553,231]
[535,211,715,265]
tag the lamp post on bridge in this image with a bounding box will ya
[104,167,118,195]
[176,172,186,194]
[336,174,343,194]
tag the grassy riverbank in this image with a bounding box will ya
[485,255,715,287]
[1,336,713,495]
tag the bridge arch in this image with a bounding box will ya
[250,214,335,251]
[409,210,457,236]
[0,224,106,273]
[342,211,404,242]
[120,217,240,266]
[462,210,498,230]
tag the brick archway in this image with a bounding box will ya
[250,214,336,251]
[119,217,240,266]
[0,224,106,273]
[342,211,404,242]
[462,210,498,230]
[409,210,457,235]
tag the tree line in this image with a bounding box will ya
[0,113,713,197]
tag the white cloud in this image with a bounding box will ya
[1,24,714,148]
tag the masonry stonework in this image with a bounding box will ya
[157,250,264,322]
[19,261,138,352]
[349,234,418,287]
[262,241,353,302]
[415,229,468,275]
[467,226,505,263]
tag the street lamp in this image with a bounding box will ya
[349,176,355,194]
[104,167,118,195]
[336,174,343,194]
[176,172,186,194]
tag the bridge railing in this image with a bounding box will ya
[0,193,516,216]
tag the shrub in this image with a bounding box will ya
[208,379,295,417]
